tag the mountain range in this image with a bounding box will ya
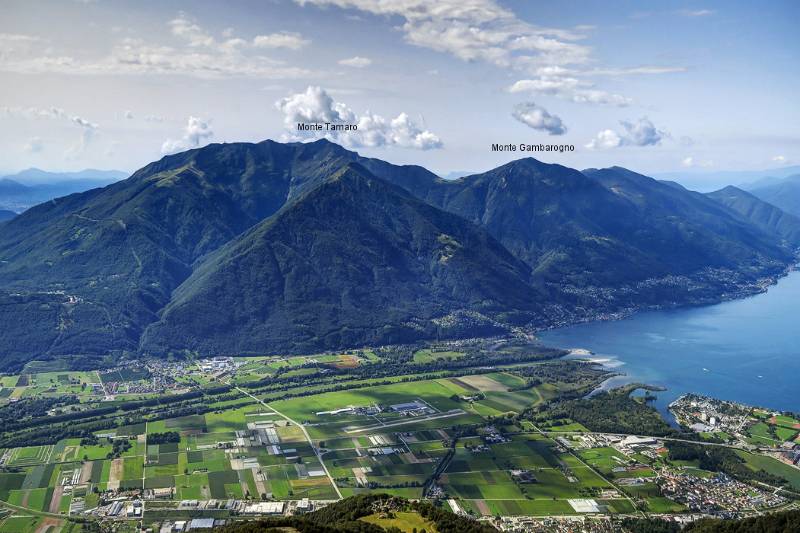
[656,165,800,192]
[0,139,797,371]
[0,168,127,213]
[748,174,800,219]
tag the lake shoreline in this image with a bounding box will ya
[538,267,800,417]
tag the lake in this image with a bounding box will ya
[539,269,800,419]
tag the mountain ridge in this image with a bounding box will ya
[0,139,796,369]
[706,185,800,247]
[749,174,800,219]
[140,163,545,355]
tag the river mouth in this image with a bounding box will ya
[540,269,800,416]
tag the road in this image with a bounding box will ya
[528,424,645,517]
[344,409,466,434]
[234,386,343,500]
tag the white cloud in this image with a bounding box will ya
[252,32,310,50]
[169,15,215,47]
[161,116,214,154]
[0,15,313,79]
[124,110,134,119]
[586,129,622,150]
[677,9,715,17]
[276,86,442,150]
[24,136,44,153]
[295,0,590,69]
[2,106,98,156]
[144,114,165,122]
[681,156,713,168]
[338,56,372,68]
[586,117,666,149]
[509,77,631,106]
[586,66,686,76]
[296,1,683,108]
[772,155,789,164]
[511,102,566,135]
[618,117,665,146]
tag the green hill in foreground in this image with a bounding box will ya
[216,494,496,533]
[216,494,800,533]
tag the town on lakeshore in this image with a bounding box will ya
[0,338,796,532]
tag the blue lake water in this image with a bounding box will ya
[539,269,800,418]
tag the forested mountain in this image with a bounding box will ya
[707,186,800,247]
[0,139,796,369]
[750,174,800,218]
[141,164,544,355]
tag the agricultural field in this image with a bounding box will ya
[0,363,608,524]
[0,370,104,405]
[0,340,632,530]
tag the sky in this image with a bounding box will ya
[1,0,798,183]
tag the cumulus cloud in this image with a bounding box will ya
[161,116,214,154]
[586,117,666,149]
[772,155,789,164]
[511,103,566,135]
[338,56,372,68]
[586,129,622,150]
[275,86,442,150]
[0,14,312,79]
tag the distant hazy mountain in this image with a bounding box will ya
[0,139,795,369]
[749,175,800,218]
[141,164,544,356]
[0,210,15,222]
[707,186,800,247]
[655,165,800,192]
[0,168,127,212]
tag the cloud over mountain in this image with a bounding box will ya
[511,102,566,135]
[276,86,442,150]
[586,117,666,149]
[161,116,214,154]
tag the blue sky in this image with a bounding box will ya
[1,0,797,185]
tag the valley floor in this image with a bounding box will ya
[0,339,796,532]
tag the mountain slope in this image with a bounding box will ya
[0,139,796,369]
[0,210,15,222]
[750,175,800,218]
[707,186,800,247]
[0,141,403,364]
[584,167,791,264]
[141,164,543,355]
[417,159,657,288]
